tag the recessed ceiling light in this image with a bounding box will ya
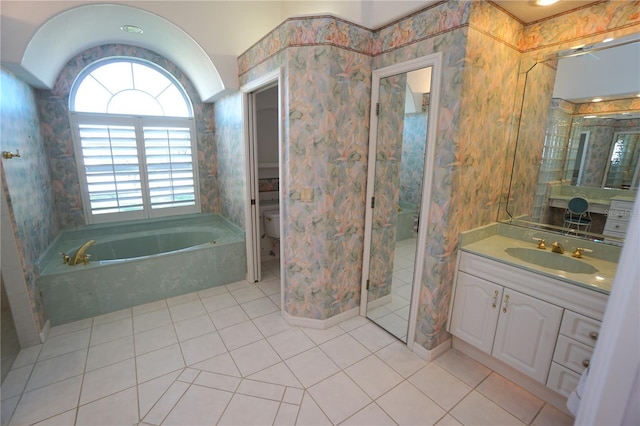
[536,0,559,6]
[602,38,614,43]
[121,25,143,34]
[591,98,603,102]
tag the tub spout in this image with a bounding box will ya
[68,240,95,265]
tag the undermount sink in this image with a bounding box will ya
[505,247,599,274]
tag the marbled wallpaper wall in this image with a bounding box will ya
[1,68,58,332]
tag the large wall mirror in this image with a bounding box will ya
[506,34,640,244]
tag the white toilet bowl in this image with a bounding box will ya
[263,209,280,239]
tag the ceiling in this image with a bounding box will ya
[492,0,601,24]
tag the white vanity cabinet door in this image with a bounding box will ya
[449,271,502,354]
[492,289,563,384]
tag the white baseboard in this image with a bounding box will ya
[282,307,359,330]
[452,337,573,417]
[39,320,51,343]
[412,337,451,361]
[366,294,392,310]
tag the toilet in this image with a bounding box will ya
[260,204,280,240]
[263,209,280,239]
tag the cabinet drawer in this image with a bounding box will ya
[547,362,580,398]
[609,200,633,213]
[604,218,629,234]
[560,310,601,348]
[553,334,593,374]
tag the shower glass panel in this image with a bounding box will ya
[366,67,431,342]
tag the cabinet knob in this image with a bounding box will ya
[582,359,590,368]
[589,331,599,340]
[491,290,499,309]
[502,294,509,314]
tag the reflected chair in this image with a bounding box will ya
[563,196,592,234]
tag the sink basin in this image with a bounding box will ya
[505,247,599,274]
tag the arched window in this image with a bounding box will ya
[69,58,200,223]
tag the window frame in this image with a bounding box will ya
[69,58,201,225]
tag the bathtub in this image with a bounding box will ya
[37,214,246,325]
[396,202,419,241]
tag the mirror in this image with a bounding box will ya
[507,35,640,242]
[365,66,432,342]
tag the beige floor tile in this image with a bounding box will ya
[435,348,492,387]
[132,299,167,317]
[197,285,230,299]
[247,362,303,388]
[143,380,190,425]
[450,390,526,426]
[25,349,86,392]
[166,292,199,307]
[160,385,229,426]
[79,358,136,404]
[301,325,345,345]
[219,321,264,351]
[32,408,77,425]
[226,280,252,292]
[435,414,463,425]
[201,292,239,313]
[136,344,185,383]
[218,393,280,425]
[230,339,282,377]
[319,333,370,369]
[241,296,279,318]
[341,402,396,425]
[375,340,427,377]
[47,318,93,338]
[377,381,446,425]
[349,322,397,352]
[173,313,216,342]
[253,311,294,337]
[209,305,250,330]
[236,379,285,401]
[179,331,227,366]
[338,316,370,332]
[274,403,300,426]
[132,308,171,335]
[177,367,200,383]
[168,299,206,322]
[268,328,316,360]
[10,376,82,426]
[345,355,403,399]
[137,370,181,419]
[85,335,134,372]
[194,371,241,392]
[10,345,42,369]
[283,387,304,404]
[308,372,372,424]
[1,395,19,426]
[77,388,139,425]
[231,286,265,304]
[531,403,575,426]
[477,373,545,424]
[295,392,332,425]
[285,347,340,388]
[90,317,133,346]
[92,308,131,326]
[255,278,281,296]
[1,364,32,401]
[191,352,241,377]
[39,328,90,360]
[134,323,178,355]
[408,363,472,411]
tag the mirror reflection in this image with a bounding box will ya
[507,35,640,243]
[366,66,431,342]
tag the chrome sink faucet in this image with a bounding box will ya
[551,242,564,254]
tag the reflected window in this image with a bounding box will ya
[69,58,199,224]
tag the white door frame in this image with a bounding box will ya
[360,53,443,349]
[241,68,284,285]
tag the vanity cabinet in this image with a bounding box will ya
[449,271,562,383]
[603,199,633,238]
[547,311,601,397]
[449,251,608,389]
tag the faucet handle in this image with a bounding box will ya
[572,247,593,258]
[59,252,71,265]
[532,237,546,249]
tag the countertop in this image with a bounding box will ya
[462,234,616,294]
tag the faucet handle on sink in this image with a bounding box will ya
[572,247,593,258]
[532,237,546,250]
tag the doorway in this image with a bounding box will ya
[361,54,442,347]
[242,70,283,286]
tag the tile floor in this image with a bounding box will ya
[1,260,574,425]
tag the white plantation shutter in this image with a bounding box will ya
[71,114,199,223]
[143,126,196,209]
[78,123,144,215]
